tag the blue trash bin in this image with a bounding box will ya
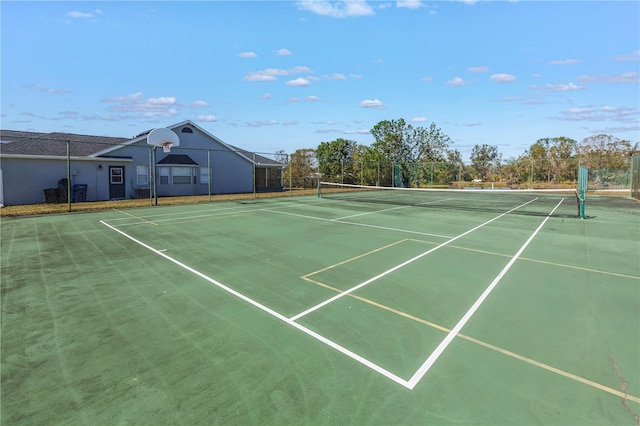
[73,184,88,202]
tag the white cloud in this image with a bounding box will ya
[277,48,293,56]
[196,115,217,122]
[468,66,489,73]
[350,74,363,79]
[244,66,312,82]
[286,77,311,86]
[553,105,639,123]
[396,0,423,9]
[287,98,301,103]
[247,120,279,127]
[530,82,586,91]
[306,95,319,101]
[490,73,516,83]
[614,50,640,61]
[359,98,384,108]
[549,58,581,65]
[191,100,209,108]
[101,92,180,118]
[421,76,433,82]
[296,1,375,18]
[447,76,469,86]
[576,72,639,84]
[238,51,258,58]
[344,129,372,135]
[66,10,101,19]
[259,93,272,99]
[324,73,347,80]
[26,83,70,94]
[411,117,428,122]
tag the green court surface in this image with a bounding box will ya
[2,193,639,425]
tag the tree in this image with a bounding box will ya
[369,118,451,187]
[470,144,501,181]
[576,134,638,169]
[287,148,317,189]
[528,139,549,182]
[576,134,638,187]
[316,138,357,184]
[547,137,577,182]
[444,149,465,183]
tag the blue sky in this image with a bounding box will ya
[2,1,638,160]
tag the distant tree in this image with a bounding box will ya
[274,149,288,165]
[470,144,501,181]
[444,149,465,183]
[287,148,317,189]
[576,134,638,170]
[576,134,638,187]
[370,118,451,186]
[547,137,577,182]
[316,138,357,184]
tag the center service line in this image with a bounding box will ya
[406,198,565,390]
[289,197,540,322]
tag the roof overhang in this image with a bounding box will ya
[0,154,133,162]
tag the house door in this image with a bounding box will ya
[109,166,125,199]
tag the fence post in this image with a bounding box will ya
[66,140,71,212]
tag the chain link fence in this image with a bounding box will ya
[1,133,636,216]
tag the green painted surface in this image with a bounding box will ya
[2,195,639,425]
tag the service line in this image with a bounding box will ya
[288,197,540,322]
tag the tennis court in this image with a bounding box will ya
[2,188,639,425]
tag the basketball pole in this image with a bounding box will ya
[153,146,158,206]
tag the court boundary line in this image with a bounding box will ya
[301,268,640,403]
[263,208,453,239]
[100,195,624,394]
[99,219,412,389]
[406,199,565,389]
[331,197,455,221]
[289,197,540,322]
[406,238,640,281]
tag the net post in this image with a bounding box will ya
[578,166,588,219]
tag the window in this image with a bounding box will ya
[200,167,209,184]
[159,167,169,185]
[110,168,123,184]
[136,165,149,185]
[172,167,192,184]
[181,127,193,133]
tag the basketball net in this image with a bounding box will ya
[160,142,173,153]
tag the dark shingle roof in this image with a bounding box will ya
[0,130,128,157]
[157,154,198,165]
[229,144,284,167]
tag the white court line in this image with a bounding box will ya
[264,208,453,239]
[289,197,540,322]
[331,198,455,221]
[406,198,565,390]
[99,220,412,388]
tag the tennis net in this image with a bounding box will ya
[318,182,582,218]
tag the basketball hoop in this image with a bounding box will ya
[160,141,173,153]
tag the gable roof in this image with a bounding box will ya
[0,121,285,167]
[0,130,128,157]
[157,154,198,165]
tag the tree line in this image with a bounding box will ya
[281,118,639,189]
